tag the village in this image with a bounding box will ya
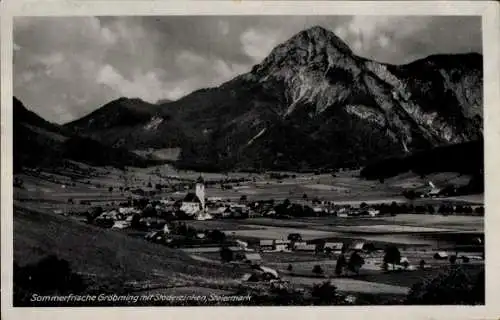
[12,163,485,305]
[34,170,476,300]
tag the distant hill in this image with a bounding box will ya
[66,25,483,172]
[65,97,187,149]
[13,97,156,172]
[360,139,483,181]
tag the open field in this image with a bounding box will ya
[185,213,483,248]
[282,276,410,295]
[14,164,484,210]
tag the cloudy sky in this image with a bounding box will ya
[14,16,481,124]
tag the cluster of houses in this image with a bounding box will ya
[86,174,394,232]
[257,238,363,254]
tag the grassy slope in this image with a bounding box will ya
[14,205,242,293]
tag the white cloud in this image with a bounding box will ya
[13,16,481,124]
[378,34,390,48]
[218,20,230,35]
[334,26,348,41]
[96,64,172,103]
[97,64,123,87]
[52,104,75,124]
[101,27,118,45]
[353,40,363,52]
[35,52,64,66]
[241,28,280,62]
[19,71,35,83]
[176,50,207,66]
[213,59,248,80]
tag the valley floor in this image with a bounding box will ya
[11,163,484,306]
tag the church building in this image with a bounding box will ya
[179,175,206,216]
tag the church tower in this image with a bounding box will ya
[195,175,205,211]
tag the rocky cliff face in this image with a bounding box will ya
[67,26,483,171]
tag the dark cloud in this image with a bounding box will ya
[13,15,481,124]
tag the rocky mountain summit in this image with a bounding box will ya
[66,26,483,171]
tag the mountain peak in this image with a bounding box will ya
[298,25,333,39]
[289,25,352,54]
[250,25,353,77]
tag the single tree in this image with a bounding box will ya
[311,281,340,305]
[335,253,347,276]
[312,264,324,276]
[131,213,142,229]
[419,259,426,270]
[347,251,365,275]
[383,245,402,271]
[283,198,291,207]
[324,247,332,256]
[220,246,233,263]
[287,264,293,272]
[209,229,226,243]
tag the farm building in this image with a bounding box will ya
[248,210,261,218]
[400,257,410,264]
[274,242,289,252]
[194,212,213,221]
[258,266,279,279]
[241,266,279,282]
[293,241,307,249]
[207,197,223,202]
[351,241,365,251]
[434,251,449,259]
[118,207,139,215]
[312,207,324,214]
[275,239,291,245]
[295,243,316,251]
[244,253,262,265]
[195,232,206,239]
[207,206,226,217]
[324,242,344,252]
[260,240,274,251]
[111,220,130,229]
[264,209,276,216]
[235,239,249,250]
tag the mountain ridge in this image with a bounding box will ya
[63,26,483,172]
[13,97,157,172]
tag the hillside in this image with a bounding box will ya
[66,26,483,172]
[360,139,484,194]
[67,97,187,149]
[13,97,156,172]
[14,204,240,304]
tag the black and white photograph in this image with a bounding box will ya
[3,1,499,313]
